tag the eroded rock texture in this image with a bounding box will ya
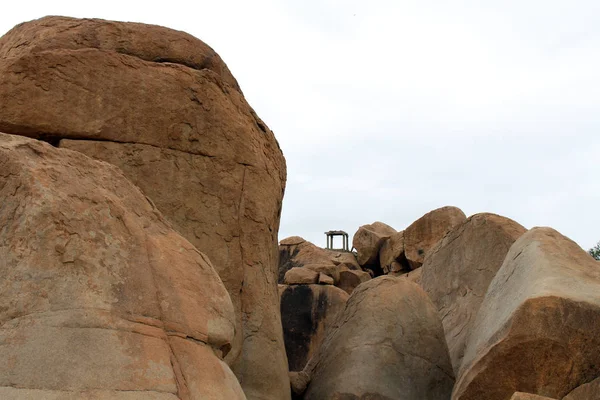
[0,134,245,399]
[0,16,288,399]
[279,285,349,372]
[304,276,454,400]
[453,227,600,400]
[420,213,526,374]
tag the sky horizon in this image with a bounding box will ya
[1,1,598,252]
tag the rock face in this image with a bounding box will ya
[404,206,466,269]
[564,377,600,399]
[0,16,289,399]
[420,213,526,374]
[352,222,396,267]
[279,285,349,372]
[304,277,454,400]
[0,134,245,399]
[453,228,600,400]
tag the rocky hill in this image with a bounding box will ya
[1,16,599,400]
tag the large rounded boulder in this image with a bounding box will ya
[0,16,288,399]
[304,276,454,400]
[0,134,244,399]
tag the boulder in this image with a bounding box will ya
[563,377,600,400]
[352,222,396,266]
[510,394,556,400]
[0,134,244,399]
[420,213,526,374]
[318,273,335,285]
[337,269,372,295]
[379,231,408,274]
[279,285,349,372]
[453,227,600,400]
[0,16,289,399]
[404,206,466,269]
[304,277,454,400]
[305,263,341,284]
[284,268,320,285]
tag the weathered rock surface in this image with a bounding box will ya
[396,267,423,284]
[279,236,359,283]
[0,16,289,399]
[563,377,600,400]
[404,206,466,269]
[352,222,396,266]
[421,213,526,374]
[509,393,556,400]
[284,267,320,285]
[453,227,600,400]
[304,276,454,400]
[279,285,349,372]
[379,230,407,274]
[0,134,244,399]
[337,269,372,295]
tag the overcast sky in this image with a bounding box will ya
[1,1,599,251]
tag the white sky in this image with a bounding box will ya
[1,1,599,251]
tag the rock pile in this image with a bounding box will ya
[279,207,600,400]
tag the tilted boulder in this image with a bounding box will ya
[0,134,244,399]
[404,206,466,269]
[352,222,396,266]
[0,16,289,399]
[421,213,526,374]
[563,377,600,400]
[284,267,320,285]
[304,276,454,400]
[453,227,600,400]
[279,285,349,372]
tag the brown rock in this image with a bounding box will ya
[396,267,423,285]
[509,393,556,400]
[0,16,289,398]
[304,277,454,400]
[0,134,244,399]
[420,213,526,374]
[378,231,408,273]
[352,222,396,266]
[279,236,359,282]
[337,269,372,295]
[0,388,180,399]
[279,285,349,372]
[284,268,320,285]
[404,206,466,269]
[327,250,361,270]
[305,263,341,284]
[563,377,600,400]
[318,273,335,285]
[453,227,600,400]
